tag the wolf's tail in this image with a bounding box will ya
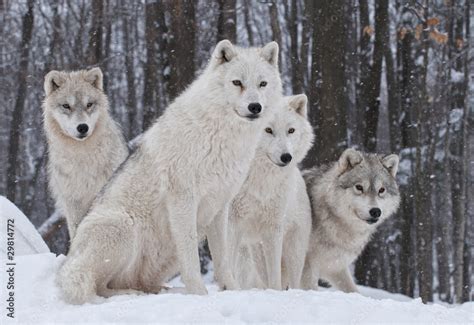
[56,257,96,305]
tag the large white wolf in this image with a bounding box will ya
[57,40,283,304]
[43,68,128,240]
[230,94,314,290]
[301,148,400,292]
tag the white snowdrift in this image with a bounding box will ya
[1,253,472,323]
[0,196,49,256]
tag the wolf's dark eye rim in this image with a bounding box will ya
[259,81,267,87]
[265,127,273,134]
[62,104,71,109]
[379,187,385,194]
[355,184,363,192]
[232,80,242,86]
[86,102,94,108]
[288,128,295,134]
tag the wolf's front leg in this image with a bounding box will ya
[206,204,239,290]
[262,230,283,290]
[167,197,207,295]
[327,268,358,293]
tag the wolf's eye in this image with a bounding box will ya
[259,81,267,87]
[232,80,242,86]
[288,128,295,134]
[62,104,70,109]
[355,184,364,192]
[265,127,273,134]
[379,187,385,194]
[86,102,93,108]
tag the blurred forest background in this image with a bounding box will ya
[0,0,472,304]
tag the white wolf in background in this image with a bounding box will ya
[43,68,128,240]
[57,40,283,304]
[301,148,400,292]
[230,94,314,290]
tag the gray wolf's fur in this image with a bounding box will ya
[301,148,400,292]
[43,68,128,240]
[230,94,314,290]
[56,40,283,304]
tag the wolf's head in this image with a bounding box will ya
[332,148,400,227]
[207,40,282,122]
[43,68,107,141]
[257,94,314,167]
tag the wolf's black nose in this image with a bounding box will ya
[248,103,262,114]
[77,124,89,134]
[280,153,292,164]
[369,208,381,219]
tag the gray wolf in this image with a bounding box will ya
[301,148,400,292]
[230,94,314,290]
[43,68,128,240]
[56,40,283,304]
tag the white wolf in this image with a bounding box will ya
[230,94,314,290]
[43,68,128,240]
[56,40,283,304]
[301,148,400,292]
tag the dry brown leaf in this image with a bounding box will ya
[455,37,464,49]
[415,24,423,40]
[426,17,440,26]
[363,25,374,37]
[429,30,448,44]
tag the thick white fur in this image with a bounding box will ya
[56,40,283,304]
[230,95,314,290]
[43,68,128,240]
[301,149,400,292]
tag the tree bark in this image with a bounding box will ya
[6,0,35,203]
[304,0,347,167]
[217,0,236,43]
[167,0,196,101]
[86,0,104,65]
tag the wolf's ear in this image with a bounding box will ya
[212,40,237,66]
[337,148,363,174]
[381,154,399,178]
[288,94,308,118]
[84,67,103,90]
[260,41,279,67]
[44,70,66,95]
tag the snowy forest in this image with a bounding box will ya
[0,0,472,305]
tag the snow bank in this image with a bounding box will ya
[1,253,472,323]
[0,196,49,256]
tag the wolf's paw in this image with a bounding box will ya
[186,282,208,295]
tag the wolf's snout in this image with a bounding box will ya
[248,103,262,115]
[77,124,89,135]
[367,208,381,224]
[280,153,292,165]
[369,208,381,218]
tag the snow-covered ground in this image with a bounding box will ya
[0,196,472,323]
[0,252,471,324]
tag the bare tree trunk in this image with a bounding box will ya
[122,0,137,138]
[355,0,389,288]
[217,0,236,43]
[269,1,282,65]
[142,1,159,130]
[87,0,104,65]
[304,0,347,167]
[6,0,35,203]
[167,0,196,101]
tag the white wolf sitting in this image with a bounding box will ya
[43,68,128,240]
[230,94,314,290]
[301,148,400,292]
[57,40,283,304]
